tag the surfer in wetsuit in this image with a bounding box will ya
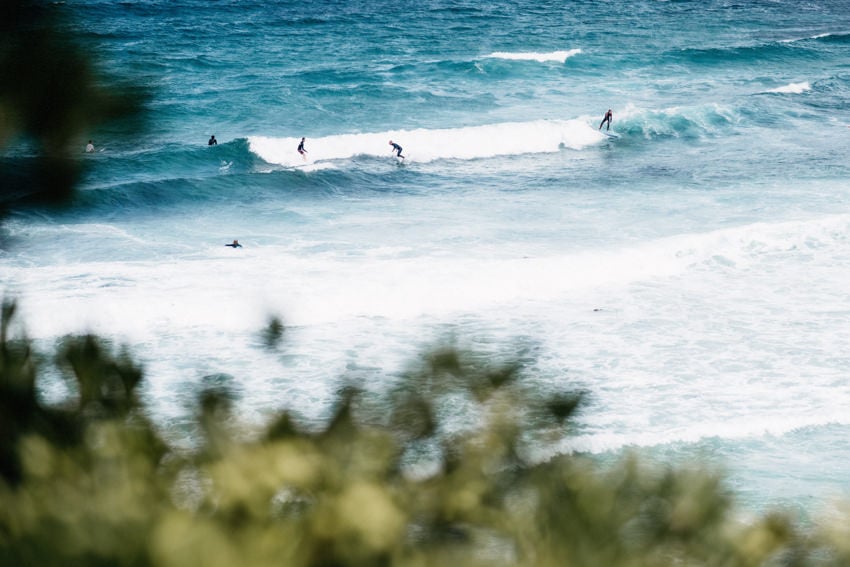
[208,135,218,146]
[225,239,242,248]
[297,137,307,159]
[85,140,95,153]
[389,140,404,159]
[598,109,613,131]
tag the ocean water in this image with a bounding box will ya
[3,0,850,516]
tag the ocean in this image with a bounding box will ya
[3,0,850,518]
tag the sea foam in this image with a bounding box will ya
[764,81,811,94]
[248,119,601,167]
[483,49,582,63]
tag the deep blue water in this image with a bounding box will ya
[4,0,850,516]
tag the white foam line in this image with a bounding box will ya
[764,81,811,94]
[484,49,582,63]
[549,413,850,457]
[780,31,847,43]
[248,119,601,167]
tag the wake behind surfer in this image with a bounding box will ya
[598,109,613,131]
[389,140,404,159]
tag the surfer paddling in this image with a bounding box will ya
[225,239,242,248]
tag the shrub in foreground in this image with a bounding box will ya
[1,301,849,566]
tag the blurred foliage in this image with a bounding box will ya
[0,0,147,210]
[2,299,850,566]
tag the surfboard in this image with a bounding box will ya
[602,131,620,139]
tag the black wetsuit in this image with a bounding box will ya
[298,139,306,154]
[209,136,218,146]
[599,112,612,131]
[225,242,242,248]
[391,143,404,158]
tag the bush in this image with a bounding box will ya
[3,299,850,566]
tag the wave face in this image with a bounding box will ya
[4,0,850,514]
[669,41,819,67]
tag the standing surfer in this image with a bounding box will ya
[389,140,404,160]
[297,137,307,160]
[598,109,613,131]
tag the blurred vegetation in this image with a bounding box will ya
[3,299,850,567]
[0,0,146,212]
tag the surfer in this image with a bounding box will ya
[598,109,613,131]
[389,140,405,159]
[85,140,95,153]
[225,239,242,248]
[297,137,307,159]
[208,135,218,146]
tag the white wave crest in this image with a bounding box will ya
[780,31,848,43]
[484,49,582,63]
[765,81,811,94]
[547,413,850,457]
[248,119,601,167]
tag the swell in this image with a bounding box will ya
[294,47,584,85]
[65,167,392,216]
[666,40,820,67]
[76,138,263,191]
[783,31,850,45]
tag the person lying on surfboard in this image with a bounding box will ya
[225,239,242,248]
[389,140,405,159]
[598,109,613,131]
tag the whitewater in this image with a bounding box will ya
[3,0,850,517]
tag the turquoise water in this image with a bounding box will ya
[4,0,850,515]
